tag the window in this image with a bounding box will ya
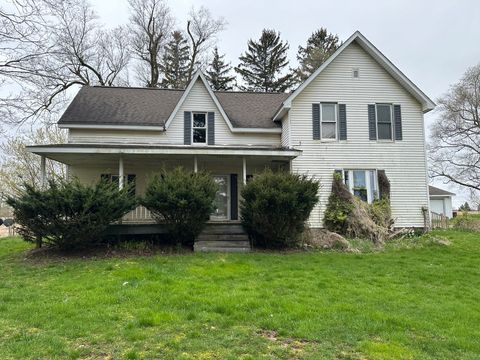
[192,112,207,144]
[321,103,337,140]
[343,169,378,203]
[101,174,136,196]
[352,68,359,78]
[376,104,393,140]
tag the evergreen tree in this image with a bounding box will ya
[235,29,294,92]
[296,28,340,82]
[160,31,190,89]
[459,202,471,212]
[205,47,236,90]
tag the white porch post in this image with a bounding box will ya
[194,155,198,173]
[119,156,124,189]
[242,156,247,185]
[40,155,46,189]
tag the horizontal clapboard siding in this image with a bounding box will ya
[289,42,429,228]
[69,79,281,146]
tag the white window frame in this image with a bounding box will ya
[375,103,394,141]
[192,112,208,145]
[320,102,338,141]
[343,169,378,203]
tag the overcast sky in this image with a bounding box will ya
[95,0,478,205]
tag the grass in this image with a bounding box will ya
[0,230,479,359]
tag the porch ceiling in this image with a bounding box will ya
[26,143,302,166]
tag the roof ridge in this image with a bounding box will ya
[90,85,185,92]
[214,90,290,95]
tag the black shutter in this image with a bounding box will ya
[207,112,215,145]
[338,104,347,140]
[184,111,191,145]
[394,105,403,140]
[368,104,377,140]
[230,174,238,220]
[312,103,320,140]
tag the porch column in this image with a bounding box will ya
[242,156,247,185]
[40,155,46,189]
[119,156,124,189]
[194,155,198,173]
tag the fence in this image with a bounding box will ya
[430,211,449,229]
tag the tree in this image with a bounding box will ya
[235,29,294,92]
[205,47,235,90]
[128,0,174,87]
[296,28,340,82]
[0,125,67,197]
[159,31,190,89]
[0,0,131,126]
[429,64,480,200]
[186,6,226,82]
[459,202,471,212]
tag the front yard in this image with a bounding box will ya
[0,230,479,359]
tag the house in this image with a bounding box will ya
[27,31,435,237]
[429,185,455,218]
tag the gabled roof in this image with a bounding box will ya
[429,185,455,197]
[273,31,436,120]
[58,71,284,132]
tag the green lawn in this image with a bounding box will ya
[0,230,479,359]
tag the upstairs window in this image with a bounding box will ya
[192,112,207,144]
[343,169,378,203]
[376,104,393,140]
[321,103,337,140]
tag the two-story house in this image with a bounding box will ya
[28,31,435,233]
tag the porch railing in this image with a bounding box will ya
[122,205,154,223]
[430,211,449,229]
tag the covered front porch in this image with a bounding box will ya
[27,144,301,225]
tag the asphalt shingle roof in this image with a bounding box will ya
[58,86,288,129]
[429,185,455,196]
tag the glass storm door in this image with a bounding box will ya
[211,175,229,221]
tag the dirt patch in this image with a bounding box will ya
[257,329,316,357]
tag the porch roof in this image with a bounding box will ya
[26,143,302,165]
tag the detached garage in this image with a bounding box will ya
[429,185,455,218]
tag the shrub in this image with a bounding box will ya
[323,172,392,243]
[323,172,354,233]
[240,170,319,249]
[7,179,136,250]
[142,167,217,246]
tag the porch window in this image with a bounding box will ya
[101,174,136,195]
[321,103,337,140]
[192,113,207,144]
[376,104,393,140]
[343,169,378,203]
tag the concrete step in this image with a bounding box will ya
[201,224,246,235]
[194,246,251,253]
[195,240,250,248]
[196,234,249,242]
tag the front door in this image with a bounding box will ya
[211,175,229,221]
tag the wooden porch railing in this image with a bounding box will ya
[430,211,449,229]
[122,205,154,223]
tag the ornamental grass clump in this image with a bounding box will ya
[241,170,319,249]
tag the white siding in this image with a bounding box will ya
[288,42,429,228]
[281,113,290,147]
[69,79,281,147]
[430,197,453,218]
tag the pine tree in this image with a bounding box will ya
[235,29,294,92]
[160,31,190,89]
[296,28,340,82]
[205,47,236,90]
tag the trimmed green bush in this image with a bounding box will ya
[142,167,217,246]
[7,179,136,250]
[241,170,319,249]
